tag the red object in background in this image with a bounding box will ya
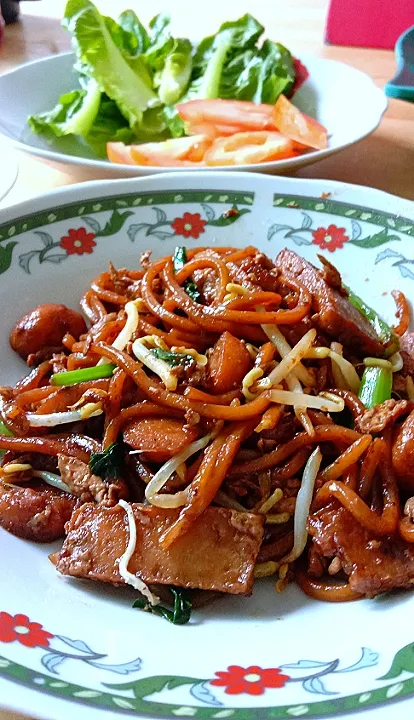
[325,0,414,49]
[0,9,4,45]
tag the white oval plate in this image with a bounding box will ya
[0,172,413,720]
[0,140,18,202]
[0,52,387,177]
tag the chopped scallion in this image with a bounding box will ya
[358,366,392,409]
[0,421,13,437]
[51,364,116,386]
[346,287,399,357]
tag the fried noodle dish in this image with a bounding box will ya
[1,245,414,622]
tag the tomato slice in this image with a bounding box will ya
[129,135,212,166]
[185,122,243,139]
[177,99,276,132]
[204,131,296,166]
[272,95,328,150]
[107,142,135,165]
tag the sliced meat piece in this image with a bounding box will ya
[227,252,279,293]
[276,249,383,356]
[309,506,414,596]
[392,410,414,490]
[57,503,264,595]
[10,304,87,361]
[123,417,199,463]
[0,480,78,542]
[355,398,409,434]
[207,331,252,395]
[57,455,127,505]
[400,332,414,376]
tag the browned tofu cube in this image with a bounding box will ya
[57,503,264,595]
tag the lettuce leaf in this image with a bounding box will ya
[29,1,298,155]
[117,9,150,54]
[63,0,156,129]
[219,39,295,103]
[188,14,264,100]
[29,80,101,138]
[155,38,193,105]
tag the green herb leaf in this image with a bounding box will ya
[183,279,201,302]
[150,348,194,367]
[89,442,123,480]
[51,364,116,386]
[173,245,187,273]
[133,588,192,625]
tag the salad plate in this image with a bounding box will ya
[0,48,386,177]
[0,171,414,720]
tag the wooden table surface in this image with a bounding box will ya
[0,0,413,718]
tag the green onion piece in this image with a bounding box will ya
[346,287,399,357]
[0,420,13,458]
[173,246,187,273]
[133,588,192,625]
[0,420,13,437]
[358,366,392,409]
[51,364,116,386]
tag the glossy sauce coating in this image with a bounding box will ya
[10,303,87,360]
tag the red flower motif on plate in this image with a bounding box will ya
[60,228,96,255]
[211,664,290,695]
[311,224,349,252]
[0,612,53,648]
[171,212,207,239]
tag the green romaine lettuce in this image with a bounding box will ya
[29,1,298,155]
[29,81,101,138]
[220,39,295,103]
[155,38,193,105]
[188,14,264,99]
[63,0,156,129]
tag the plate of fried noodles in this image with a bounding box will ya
[0,172,414,720]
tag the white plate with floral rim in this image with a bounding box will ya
[0,172,414,720]
[0,52,387,177]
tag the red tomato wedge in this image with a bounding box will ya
[107,142,135,165]
[177,99,276,132]
[129,135,212,165]
[185,122,243,140]
[204,131,296,166]
[272,95,328,151]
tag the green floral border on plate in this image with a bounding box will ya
[0,191,254,242]
[273,195,414,237]
[1,652,414,719]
